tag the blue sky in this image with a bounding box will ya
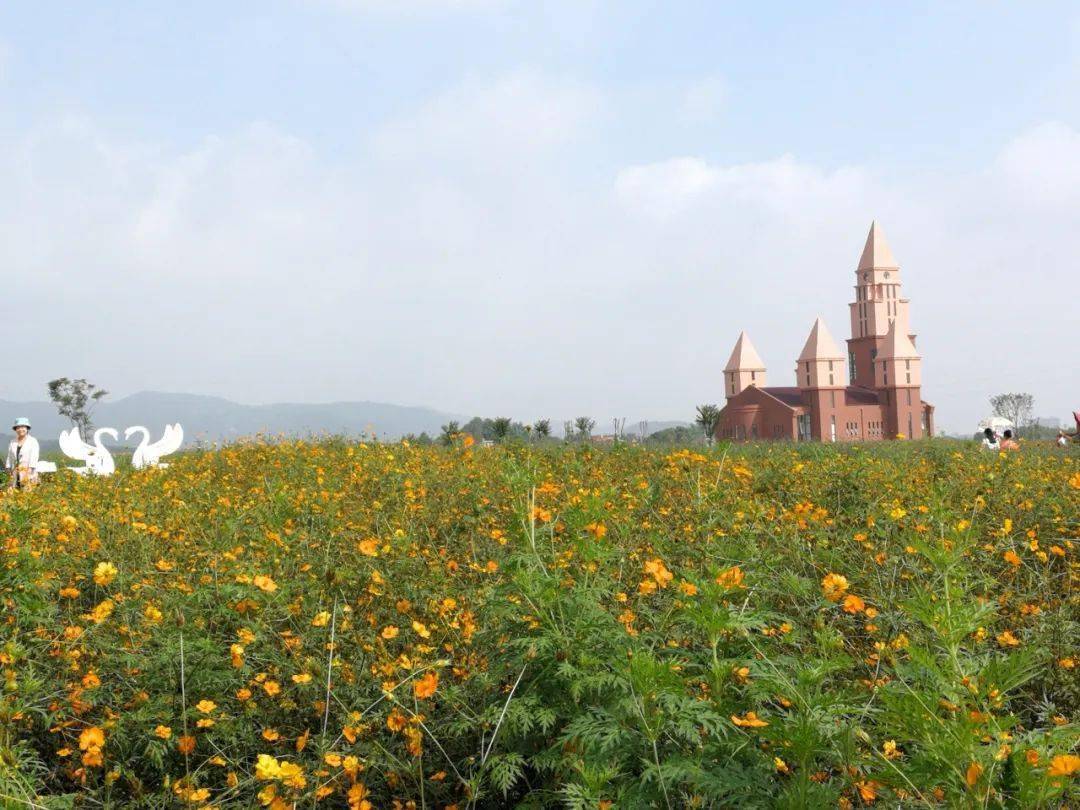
[1,2,1077,430]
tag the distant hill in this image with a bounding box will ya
[0,392,465,444]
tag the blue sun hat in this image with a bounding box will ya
[12,417,31,430]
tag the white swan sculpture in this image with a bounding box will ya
[59,427,119,476]
[125,423,183,469]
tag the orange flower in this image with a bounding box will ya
[996,630,1021,648]
[79,726,105,751]
[841,594,865,614]
[716,566,745,589]
[585,522,607,539]
[821,573,849,602]
[386,709,407,732]
[1047,754,1080,777]
[253,575,278,593]
[381,625,399,640]
[414,671,439,700]
[965,761,983,787]
[731,711,769,728]
[1003,549,1021,567]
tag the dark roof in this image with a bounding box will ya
[757,386,882,409]
[844,387,880,405]
[759,387,805,407]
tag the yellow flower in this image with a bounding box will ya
[412,621,431,639]
[255,753,281,780]
[291,673,312,684]
[195,699,216,714]
[89,599,115,624]
[821,573,849,602]
[311,611,331,627]
[381,625,399,639]
[93,561,118,586]
[253,575,278,593]
[154,725,172,739]
[278,761,306,789]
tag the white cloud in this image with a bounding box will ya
[373,70,602,163]
[995,121,1080,205]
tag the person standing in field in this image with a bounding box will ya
[981,427,1000,451]
[6,417,40,490]
[1000,430,1020,451]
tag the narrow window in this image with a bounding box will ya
[751,370,756,382]
[906,389,911,405]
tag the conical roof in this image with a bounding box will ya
[723,331,766,372]
[797,317,844,362]
[857,220,898,271]
[878,318,919,359]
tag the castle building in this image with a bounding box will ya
[715,222,934,442]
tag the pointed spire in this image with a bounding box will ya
[797,317,844,362]
[723,331,766,372]
[878,318,919,359]
[857,220,898,270]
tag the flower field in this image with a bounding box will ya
[1,439,1078,808]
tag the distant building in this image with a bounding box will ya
[716,222,934,442]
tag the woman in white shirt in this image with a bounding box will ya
[6,417,40,490]
[980,427,999,451]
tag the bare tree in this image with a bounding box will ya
[48,378,108,436]
[990,393,1034,436]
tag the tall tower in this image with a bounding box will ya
[723,331,766,399]
[846,222,913,388]
[796,317,846,441]
[874,319,923,438]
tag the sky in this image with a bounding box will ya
[1,2,1078,433]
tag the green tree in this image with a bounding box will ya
[492,417,513,442]
[573,417,595,441]
[47,377,108,437]
[439,421,460,446]
[695,404,721,444]
[534,419,551,439]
